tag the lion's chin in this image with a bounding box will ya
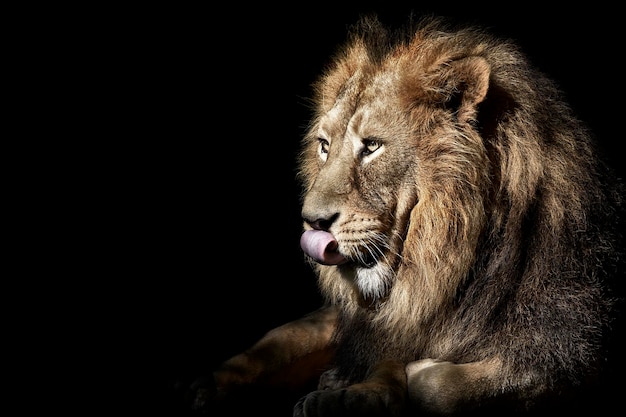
[351,262,394,301]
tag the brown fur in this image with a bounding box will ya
[195,15,625,416]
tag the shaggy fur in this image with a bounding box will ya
[194,15,625,416]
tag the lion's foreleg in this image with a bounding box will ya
[214,305,338,394]
[405,358,505,415]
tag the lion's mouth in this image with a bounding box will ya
[357,255,377,269]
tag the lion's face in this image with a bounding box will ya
[299,31,493,306]
[300,69,422,301]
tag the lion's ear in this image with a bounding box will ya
[432,56,491,123]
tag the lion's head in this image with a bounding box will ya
[297,15,623,355]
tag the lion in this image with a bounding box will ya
[190,14,625,416]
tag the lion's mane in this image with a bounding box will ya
[297,15,624,391]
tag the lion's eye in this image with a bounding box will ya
[361,139,382,157]
[318,138,330,161]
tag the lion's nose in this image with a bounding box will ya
[303,213,339,232]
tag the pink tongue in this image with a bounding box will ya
[300,230,348,265]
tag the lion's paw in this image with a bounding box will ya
[293,388,396,417]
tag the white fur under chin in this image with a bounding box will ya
[355,262,394,300]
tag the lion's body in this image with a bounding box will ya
[198,15,625,416]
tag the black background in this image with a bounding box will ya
[118,3,625,415]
